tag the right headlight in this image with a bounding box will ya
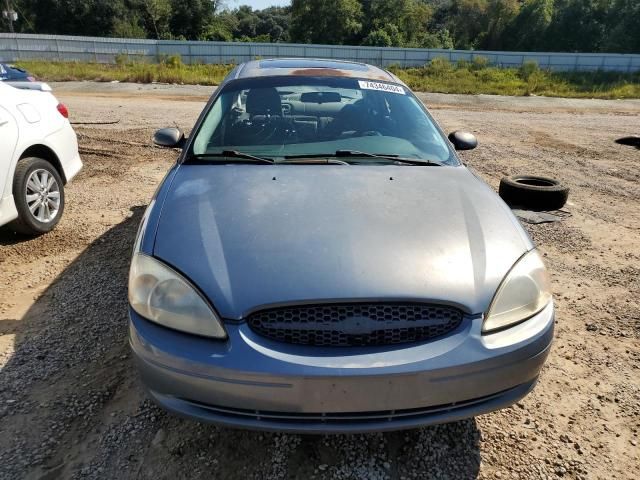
[483,250,552,334]
[128,253,227,339]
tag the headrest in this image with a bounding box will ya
[246,87,282,115]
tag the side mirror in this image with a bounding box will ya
[153,127,185,148]
[448,131,477,151]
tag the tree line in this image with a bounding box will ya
[3,0,638,53]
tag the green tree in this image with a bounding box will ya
[218,5,290,43]
[18,0,128,36]
[290,0,363,44]
[362,0,408,30]
[112,15,148,39]
[235,5,258,38]
[362,28,393,47]
[8,0,640,54]
[260,6,291,42]
[447,0,490,49]
[169,0,218,39]
[484,0,520,49]
[415,29,455,49]
[141,0,172,39]
[206,9,238,41]
[502,0,554,51]
[604,0,640,53]
[400,1,434,47]
[544,0,609,52]
[360,0,432,47]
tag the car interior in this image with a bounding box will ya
[212,87,424,142]
[192,83,452,162]
[217,86,388,146]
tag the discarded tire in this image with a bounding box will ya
[615,136,640,149]
[499,175,569,211]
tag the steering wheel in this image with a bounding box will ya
[238,116,298,145]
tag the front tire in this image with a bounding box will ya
[9,157,65,235]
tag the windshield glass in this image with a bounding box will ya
[190,76,455,165]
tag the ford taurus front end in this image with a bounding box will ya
[128,59,554,433]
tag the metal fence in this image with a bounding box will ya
[1,33,639,72]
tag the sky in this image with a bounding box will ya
[228,0,290,9]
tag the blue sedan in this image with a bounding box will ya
[128,59,554,433]
[0,63,34,82]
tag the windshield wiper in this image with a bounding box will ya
[284,150,443,166]
[279,158,350,165]
[336,150,444,166]
[191,150,275,164]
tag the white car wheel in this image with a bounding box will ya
[9,157,65,235]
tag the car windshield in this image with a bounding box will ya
[190,76,455,165]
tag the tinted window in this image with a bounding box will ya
[191,76,455,165]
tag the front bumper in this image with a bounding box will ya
[130,302,554,433]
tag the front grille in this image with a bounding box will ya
[246,303,463,347]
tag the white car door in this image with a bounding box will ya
[0,105,19,199]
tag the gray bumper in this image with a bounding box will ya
[130,303,554,433]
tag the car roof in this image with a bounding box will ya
[232,58,406,85]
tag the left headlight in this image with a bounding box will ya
[128,253,227,339]
[483,250,552,334]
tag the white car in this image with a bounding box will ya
[0,81,82,235]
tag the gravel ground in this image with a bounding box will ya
[0,82,639,480]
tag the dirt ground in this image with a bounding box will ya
[0,82,638,480]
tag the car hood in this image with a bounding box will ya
[153,164,532,319]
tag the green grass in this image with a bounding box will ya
[16,57,234,86]
[390,58,640,99]
[14,56,640,99]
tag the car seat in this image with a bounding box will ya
[246,87,282,118]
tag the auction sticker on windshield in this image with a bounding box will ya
[358,80,405,95]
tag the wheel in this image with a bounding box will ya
[8,157,65,235]
[499,175,569,211]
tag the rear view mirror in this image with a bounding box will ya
[448,131,478,151]
[300,91,342,103]
[153,127,185,148]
